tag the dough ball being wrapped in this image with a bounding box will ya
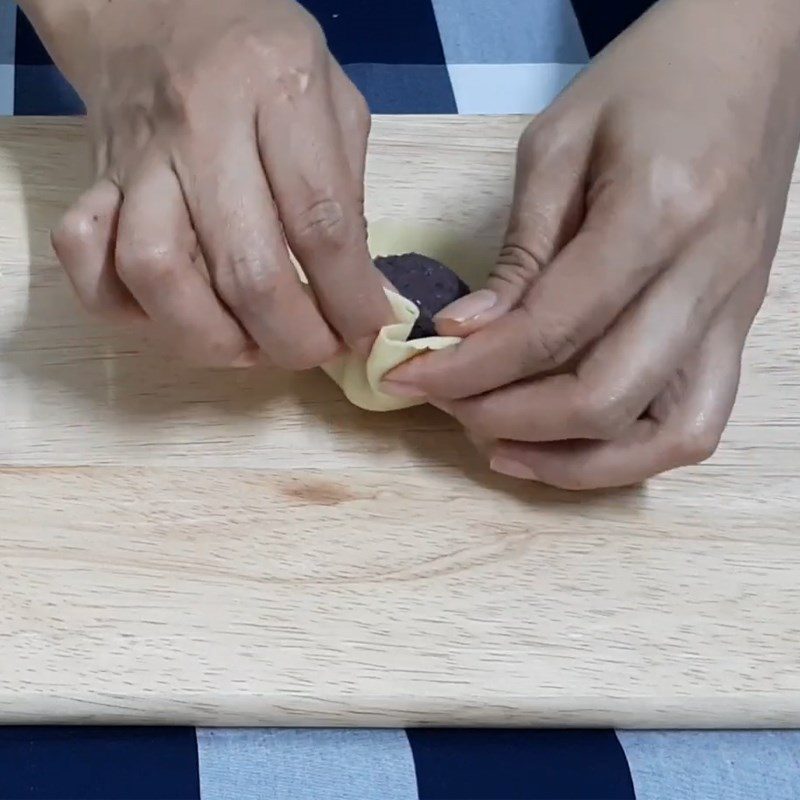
[321,249,470,411]
[374,253,470,340]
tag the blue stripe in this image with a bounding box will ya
[13,9,82,114]
[299,0,448,66]
[17,0,450,69]
[345,64,456,114]
[13,7,50,65]
[197,728,419,800]
[14,65,83,114]
[617,730,800,800]
[407,728,635,800]
[0,727,200,799]
[570,0,658,56]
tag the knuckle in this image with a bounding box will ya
[493,242,545,289]
[51,210,94,258]
[290,198,352,250]
[167,22,327,117]
[115,245,178,285]
[517,117,568,164]
[642,157,718,231]
[522,318,581,371]
[573,389,635,439]
[673,426,722,466]
[217,252,281,310]
[261,37,325,101]
[272,62,317,102]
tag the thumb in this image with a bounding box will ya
[435,120,589,337]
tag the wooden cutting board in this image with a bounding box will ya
[1,116,799,727]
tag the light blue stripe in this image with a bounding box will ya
[0,0,15,115]
[617,731,800,800]
[432,0,588,65]
[447,62,583,114]
[0,65,13,115]
[197,729,419,800]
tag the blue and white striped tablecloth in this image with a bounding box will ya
[2,727,800,799]
[1,0,661,117]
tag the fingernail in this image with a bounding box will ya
[434,289,498,324]
[380,380,426,399]
[232,351,259,368]
[490,457,539,482]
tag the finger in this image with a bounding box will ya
[441,235,741,441]
[115,160,256,367]
[51,178,142,321]
[435,118,590,337]
[257,65,392,354]
[174,128,341,371]
[328,67,398,299]
[387,184,685,399]
[329,61,370,187]
[489,289,752,489]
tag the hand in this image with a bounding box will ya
[35,0,391,368]
[464,274,761,490]
[385,0,800,489]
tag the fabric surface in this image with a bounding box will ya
[0,727,201,799]
[0,0,661,117]
[2,727,800,799]
[197,729,418,800]
[617,730,800,800]
[406,728,635,800]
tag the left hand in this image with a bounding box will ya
[384,0,800,489]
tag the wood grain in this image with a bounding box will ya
[0,116,799,727]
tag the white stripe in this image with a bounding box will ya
[0,66,13,116]
[447,62,584,115]
[431,0,588,65]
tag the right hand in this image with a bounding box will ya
[47,0,392,368]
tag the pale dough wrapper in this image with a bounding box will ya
[322,289,460,412]
[320,220,495,412]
